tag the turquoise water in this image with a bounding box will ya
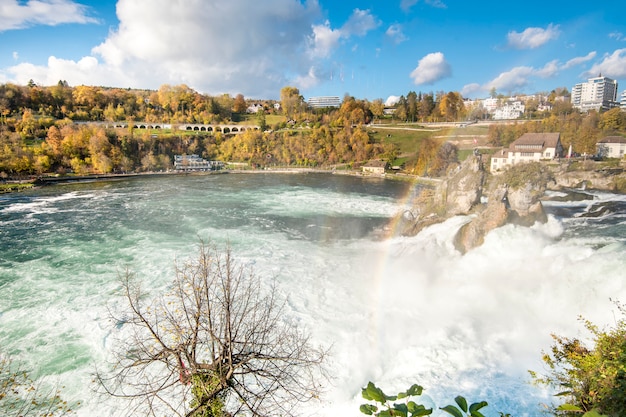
[1,173,625,416]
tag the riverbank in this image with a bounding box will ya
[2,161,623,195]
[0,182,35,194]
[1,167,440,194]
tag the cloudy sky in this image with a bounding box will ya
[1,0,626,102]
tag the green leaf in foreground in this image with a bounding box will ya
[440,404,464,417]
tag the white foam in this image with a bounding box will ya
[1,179,624,417]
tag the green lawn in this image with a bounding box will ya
[368,127,433,155]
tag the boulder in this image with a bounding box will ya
[393,155,485,237]
[442,155,485,216]
[396,158,552,254]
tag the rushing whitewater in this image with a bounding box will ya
[1,173,625,417]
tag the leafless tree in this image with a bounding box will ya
[97,242,328,417]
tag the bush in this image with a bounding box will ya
[530,302,626,417]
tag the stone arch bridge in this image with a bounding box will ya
[86,122,260,134]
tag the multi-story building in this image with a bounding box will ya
[620,90,626,111]
[493,101,525,120]
[307,96,341,109]
[571,76,619,112]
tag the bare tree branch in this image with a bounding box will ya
[96,241,328,416]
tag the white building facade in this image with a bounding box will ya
[490,133,563,172]
[596,136,626,159]
[493,101,525,120]
[571,76,619,112]
[307,96,341,109]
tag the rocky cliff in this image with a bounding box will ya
[393,156,552,254]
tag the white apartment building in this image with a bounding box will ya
[571,76,619,112]
[493,101,525,120]
[482,97,498,113]
[307,96,341,109]
[620,90,626,111]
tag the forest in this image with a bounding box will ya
[1,80,625,178]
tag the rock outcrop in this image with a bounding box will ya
[394,157,551,254]
[549,162,626,193]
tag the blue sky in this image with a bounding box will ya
[1,0,626,103]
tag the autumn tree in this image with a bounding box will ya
[232,94,247,114]
[439,92,464,122]
[599,108,626,133]
[413,137,440,176]
[418,93,435,122]
[370,99,385,122]
[280,86,303,118]
[430,141,459,176]
[406,91,417,122]
[531,303,626,417]
[98,242,327,417]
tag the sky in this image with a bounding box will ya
[1,0,626,103]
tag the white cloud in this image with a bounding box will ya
[0,1,387,99]
[341,9,380,37]
[308,21,342,58]
[0,0,98,32]
[12,52,19,61]
[33,0,325,98]
[307,8,379,58]
[485,66,535,92]
[461,83,482,97]
[400,0,447,12]
[535,60,560,78]
[5,55,131,88]
[292,66,321,90]
[584,48,626,79]
[563,51,596,70]
[475,51,601,96]
[506,24,560,49]
[609,32,625,42]
[386,24,408,44]
[409,52,451,85]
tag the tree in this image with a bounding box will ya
[98,242,327,417]
[280,86,302,118]
[418,94,435,122]
[599,108,625,133]
[530,303,626,417]
[232,94,247,114]
[370,99,385,122]
[413,138,440,176]
[407,91,418,122]
[431,142,459,176]
[0,353,76,416]
[439,92,464,122]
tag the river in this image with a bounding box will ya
[1,172,625,416]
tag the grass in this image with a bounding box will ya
[237,114,286,125]
[368,127,433,155]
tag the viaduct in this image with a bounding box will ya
[80,122,260,134]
